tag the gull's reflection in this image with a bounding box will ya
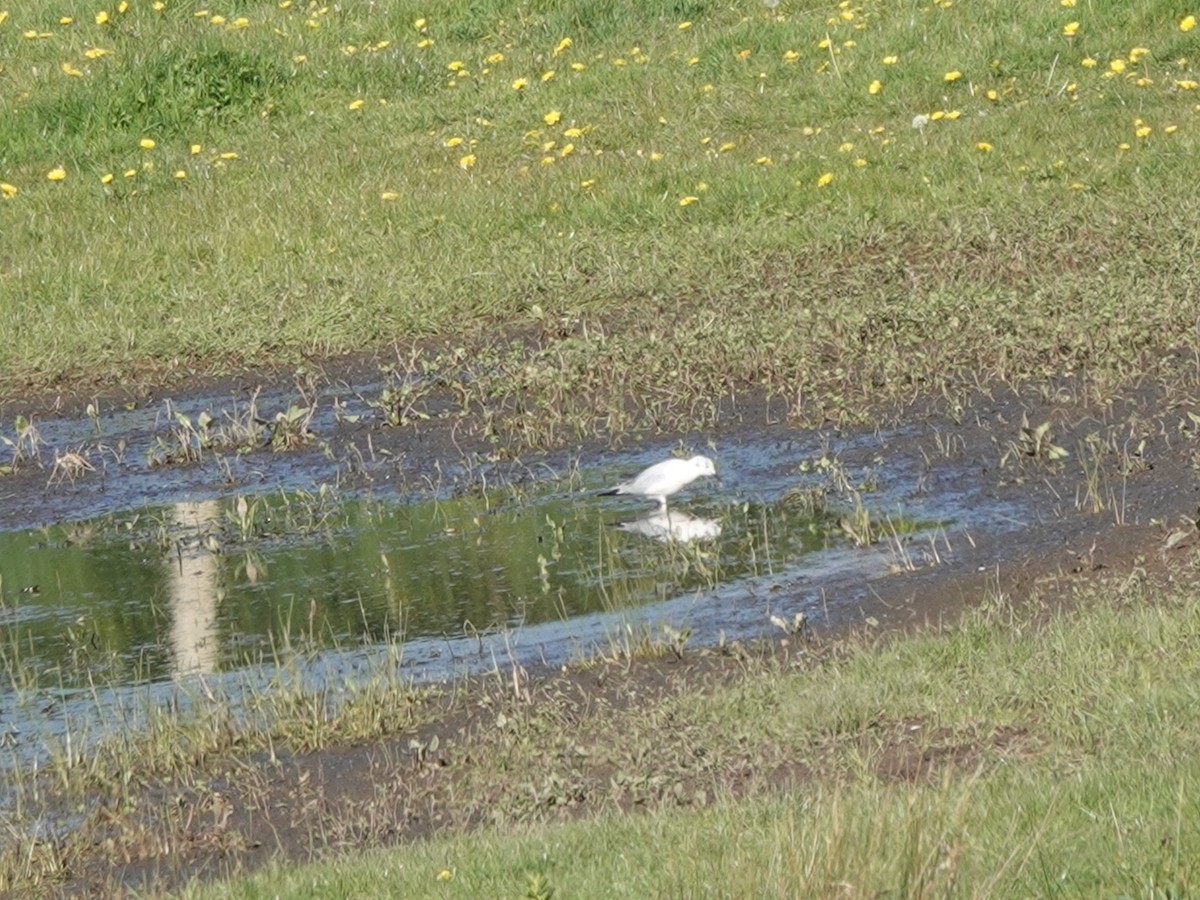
[617,510,722,544]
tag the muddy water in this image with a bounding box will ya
[0,419,1028,765]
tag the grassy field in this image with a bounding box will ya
[3,1,1200,894]
[2,0,1199,435]
[182,575,1200,898]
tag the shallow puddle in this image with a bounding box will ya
[0,428,1027,766]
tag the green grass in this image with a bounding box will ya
[1,0,1199,438]
[185,575,1200,898]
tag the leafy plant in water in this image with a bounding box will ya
[1003,413,1069,466]
[148,406,216,467]
[270,404,317,450]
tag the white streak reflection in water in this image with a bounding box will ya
[616,510,723,544]
[165,500,222,677]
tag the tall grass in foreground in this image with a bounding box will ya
[197,576,1200,898]
[1,0,1198,421]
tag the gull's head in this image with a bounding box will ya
[689,455,717,478]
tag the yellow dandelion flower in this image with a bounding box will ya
[447,60,464,72]
[783,50,800,62]
[985,89,999,100]
[945,109,962,119]
[413,17,426,30]
[696,182,708,192]
[293,54,307,63]
[1165,124,1179,133]
[678,21,691,30]
[123,169,137,178]
[417,39,434,48]
[459,154,476,169]
[718,142,736,153]
[1062,22,1079,37]
[437,869,453,882]
[60,16,74,24]
[1181,15,1196,32]
[100,173,114,184]
[117,1,127,11]
[544,110,561,125]
[580,179,595,189]
[1118,142,1131,150]
[512,78,528,90]
[755,156,773,165]
[95,10,109,24]
[139,138,156,149]
[944,70,962,82]
[571,62,586,71]
[174,170,187,179]
[976,141,993,152]
[381,191,400,201]
[554,37,572,56]
[883,55,898,65]
[47,167,67,181]
[838,142,854,153]
[84,48,111,59]
[563,127,584,138]
[540,156,555,166]
[1135,124,1152,137]
[678,195,698,206]
[61,62,83,77]
[869,79,882,94]
[1,182,17,198]
[211,15,226,25]
[735,48,752,60]
[444,136,463,148]
[1128,47,1150,63]
[1069,182,1085,190]
[648,151,663,161]
[1081,57,1097,67]
[816,172,834,187]
[853,157,867,167]
[1109,59,1126,73]
[486,53,505,64]
[219,152,239,160]
[1061,0,1076,6]
[817,38,832,50]
[1176,79,1198,89]
[702,84,714,92]
[349,99,365,110]
[190,144,202,155]
[228,16,249,29]
[541,70,555,82]
[560,143,574,157]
